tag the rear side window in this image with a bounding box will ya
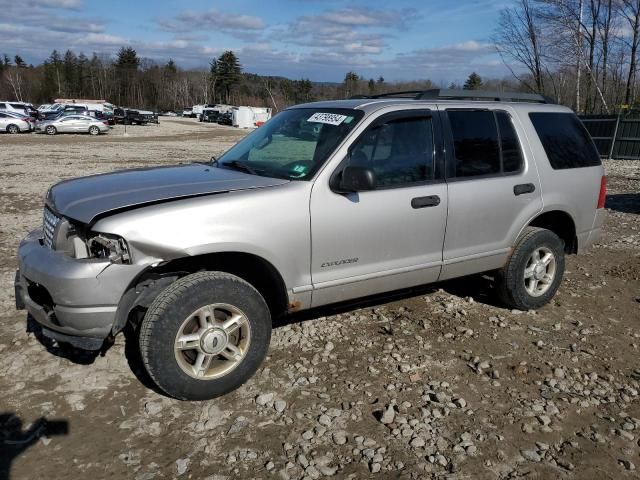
[496,112,524,173]
[529,112,601,169]
[448,110,523,178]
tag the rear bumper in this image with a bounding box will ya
[16,229,145,348]
[578,208,607,252]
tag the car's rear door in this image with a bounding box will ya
[310,108,448,306]
[439,107,543,279]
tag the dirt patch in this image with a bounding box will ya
[0,127,639,480]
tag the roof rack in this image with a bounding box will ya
[351,89,553,104]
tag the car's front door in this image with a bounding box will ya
[58,117,77,132]
[439,107,543,280]
[310,109,448,307]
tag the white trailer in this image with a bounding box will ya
[232,106,272,129]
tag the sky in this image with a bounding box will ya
[0,0,517,83]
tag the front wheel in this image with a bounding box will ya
[139,271,271,400]
[89,126,100,135]
[45,125,57,135]
[495,227,565,310]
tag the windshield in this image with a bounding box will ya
[217,108,363,180]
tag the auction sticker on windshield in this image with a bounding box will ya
[307,112,348,126]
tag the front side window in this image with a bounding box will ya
[218,108,363,180]
[347,115,435,188]
[529,112,601,169]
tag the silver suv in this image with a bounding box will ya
[15,90,607,400]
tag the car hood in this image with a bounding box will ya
[47,163,290,224]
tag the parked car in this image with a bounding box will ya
[201,108,220,123]
[112,108,151,125]
[0,101,30,116]
[123,110,148,125]
[138,110,159,124]
[89,110,113,126]
[36,114,109,135]
[182,107,193,117]
[0,111,31,133]
[217,112,232,125]
[4,111,36,131]
[15,89,606,401]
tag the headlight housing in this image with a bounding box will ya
[86,233,131,264]
[53,219,131,264]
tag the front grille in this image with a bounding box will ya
[43,207,60,249]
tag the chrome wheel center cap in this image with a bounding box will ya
[200,329,227,355]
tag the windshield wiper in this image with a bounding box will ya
[221,160,259,175]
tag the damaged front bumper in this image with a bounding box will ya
[15,229,146,350]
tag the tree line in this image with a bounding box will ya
[0,46,517,112]
[495,0,640,114]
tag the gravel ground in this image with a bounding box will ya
[0,119,639,480]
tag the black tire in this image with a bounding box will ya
[45,125,57,135]
[495,227,565,310]
[139,271,271,400]
[89,126,100,135]
[7,124,19,134]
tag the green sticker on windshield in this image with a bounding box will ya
[292,164,307,173]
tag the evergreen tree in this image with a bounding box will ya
[165,59,177,75]
[14,55,26,68]
[214,51,241,104]
[115,46,140,105]
[463,72,483,90]
[116,46,140,69]
[62,49,78,95]
[368,78,376,95]
[344,71,360,97]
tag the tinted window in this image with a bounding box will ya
[0,104,5,109]
[349,116,435,188]
[496,112,524,173]
[449,110,500,177]
[10,103,25,109]
[529,112,601,169]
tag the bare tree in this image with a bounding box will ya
[621,0,640,104]
[494,0,547,93]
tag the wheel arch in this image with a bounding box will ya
[112,251,290,336]
[527,210,577,254]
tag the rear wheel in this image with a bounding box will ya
[139,271,271,400]
[89,126,100,135]
[45,125,57,135]
[496,227,565,310]
[7,124,19,134]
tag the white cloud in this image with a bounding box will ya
[156,8,265,39]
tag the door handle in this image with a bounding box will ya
[513,183,535,196]
[411,195,440,209]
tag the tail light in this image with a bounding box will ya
[597,176,607,209]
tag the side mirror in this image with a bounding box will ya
[339,166,376,192]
